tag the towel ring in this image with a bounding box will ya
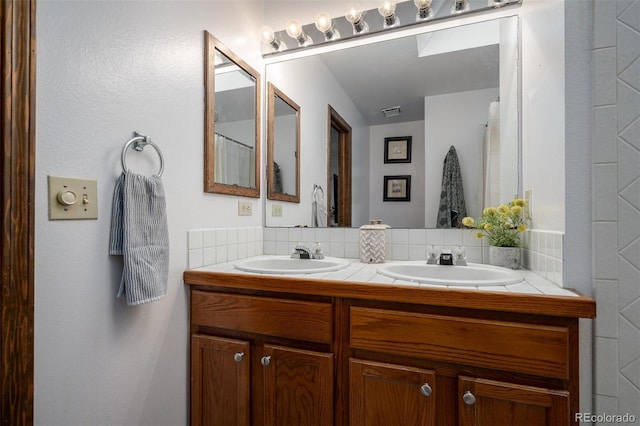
[121,132,164,177]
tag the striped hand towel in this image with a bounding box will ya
[109,172,169,306]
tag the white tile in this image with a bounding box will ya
[188,230,203,250]
[263,240,275,255]
[227,244,238,261]
[443,229,463,246]
[315,228,330,244]
[275,241,290,255]
[237,228,248,244]
[594,222,619,280]
[391,245,409,261]
[263,227,276,242]
[593,48,617,107]
[594,337,619,397]
[595,280,619,338]
[300,227,316,243]
[203,229,216,248]
[288,227,302,244]
[465,247,482,264]
[237,243,248,259]
[255,227,263,242]
[409,247,427,261]
[330,228,345,243]
[425,229,444,246]
[618,257,640,310]
[594,0,617,49]
[619,315,640,369]
[391,228,409,245]
[345,243,359,259]
[462,229,482,247]
[215,248,228,264]
[330,243,345,258]
[227,228,238,245]
[203,247,217,266]
[593,106,618,164]
[345,228,360,244]
[275,227,289,242]
[188,249,204,268]
[618,375,640,422]
[408,228,426,245]
[215,229,228,246]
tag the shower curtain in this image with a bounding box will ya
[214,134,255,188]
[482,101,501,207]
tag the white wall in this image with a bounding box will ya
[265,55,370,227]
[35,2,265,425]
[369,121,426,228]
[423,88,500,227]
[520,0,566,232]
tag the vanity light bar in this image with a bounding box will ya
[260,0,522,56]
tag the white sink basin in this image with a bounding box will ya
[234,256,350,275]
[376,262,523,286]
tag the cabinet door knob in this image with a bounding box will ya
[261,355,272,366]
[420,383,432,397]
[233,352,245,362]
[462,391,476,405]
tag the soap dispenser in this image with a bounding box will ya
[359,219,390,263]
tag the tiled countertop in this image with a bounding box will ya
[192,256,578,297]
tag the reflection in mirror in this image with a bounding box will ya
[265,16,519,228]
[267,83,300,203]
[204,31,261,197]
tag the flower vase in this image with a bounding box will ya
[489,246,521,269]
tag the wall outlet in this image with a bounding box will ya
[238,201,252,216]
[272,204,283,217]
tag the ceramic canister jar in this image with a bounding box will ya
[359,220,390,263]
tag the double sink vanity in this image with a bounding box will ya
[184,255,595,425]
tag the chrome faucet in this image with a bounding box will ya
[291,243,325,260]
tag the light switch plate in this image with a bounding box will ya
[48,175,98,220]
[524,189,532,219]
[272,204,283,217]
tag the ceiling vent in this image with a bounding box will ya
[381,106,401,118]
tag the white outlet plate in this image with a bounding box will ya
[238,201,252,216]
[48,175,98,220]
[272,204,283,217]
[524,189,532,219]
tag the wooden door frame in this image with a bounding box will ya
[327,106,352,227]
[1,0,36,424]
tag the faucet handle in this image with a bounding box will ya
[453,245,467,266]
[312,242,324,259]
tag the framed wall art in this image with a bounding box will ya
[384,136,412,163]
[383,175,411,202]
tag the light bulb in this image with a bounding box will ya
[315,12,340,40]
[414,0,433,19]
[285,19,303,39]
[378,0,397,18]
[259,25,275,44]
[315,12,332,33]
[345,2,363,24]
[285,19,311,46]
[259,25,282,51]
[345,2,369,34]
[451,0,469,14]
[378,0,398,27]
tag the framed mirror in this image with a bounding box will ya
[267,83,300,203]
[264,16,520,228]
[204,31,261,197]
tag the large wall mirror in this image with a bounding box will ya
[204,31,261,198]
[267,82,300,203]
[264,16,520,228]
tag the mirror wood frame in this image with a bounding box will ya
[204,31,261,198]
[267,82,301,203]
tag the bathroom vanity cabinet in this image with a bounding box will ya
[185,270,595,426]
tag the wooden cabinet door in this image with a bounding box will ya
[350,359,436,426]
[191,334,250,426]
[458,376,570,426]
[262,344,334,426]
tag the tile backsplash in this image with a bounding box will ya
[187,226,564,287]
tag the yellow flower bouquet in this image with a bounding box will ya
[462,199,527,247]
